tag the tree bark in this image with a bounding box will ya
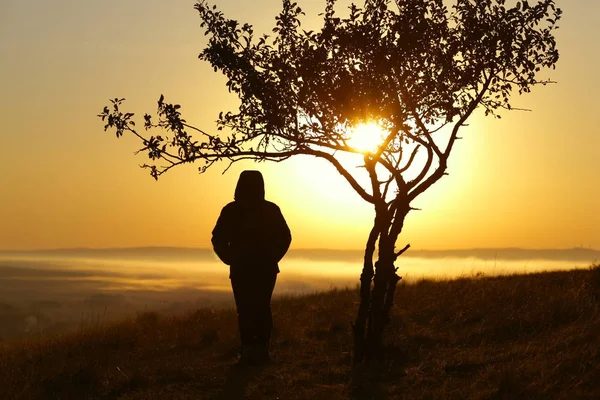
[352,225,378,364]
[366,259,397,363]
[353,203,409,366]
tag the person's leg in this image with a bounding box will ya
[231,277,254,358]
[255,273,277,361]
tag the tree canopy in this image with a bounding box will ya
[100,0,560,209]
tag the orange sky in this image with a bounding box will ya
[1,0,598,251]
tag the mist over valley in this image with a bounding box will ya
[0,247,597,341]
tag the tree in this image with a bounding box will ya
[99,0,560,366]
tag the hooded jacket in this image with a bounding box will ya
[211,170,292,278]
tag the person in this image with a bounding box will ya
[211,170,291,365]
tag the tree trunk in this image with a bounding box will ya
[353,204,408,366]
[352,226,378,364]
[366,258,401,363]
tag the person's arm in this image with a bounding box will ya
[271,205,291,263]
[211,206,233,265]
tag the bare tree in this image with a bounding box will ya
[99,0,560,366]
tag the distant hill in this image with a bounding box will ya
[1,246,599,263]
[403,247,600,262]
[289,247,600,262]
[0,247,215,261]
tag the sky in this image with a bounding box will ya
[0,0,598,251]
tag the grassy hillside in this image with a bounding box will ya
[1,266,599,400]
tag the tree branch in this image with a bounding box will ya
[393,243,410,261]
[408,73,494,202]
[398,145,421,174]
[445,74,493,158]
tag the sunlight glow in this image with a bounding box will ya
[347,122,387,154]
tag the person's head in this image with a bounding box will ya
[234,170,265,202]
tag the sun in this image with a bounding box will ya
[347,122,387,154]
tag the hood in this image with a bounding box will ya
[234,170,265,202]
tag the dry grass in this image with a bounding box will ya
[1,266,599,399]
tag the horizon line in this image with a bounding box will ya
[1,246,598,253]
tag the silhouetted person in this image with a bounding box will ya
[212,170,291,365]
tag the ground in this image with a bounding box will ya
[1,266,599,399]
